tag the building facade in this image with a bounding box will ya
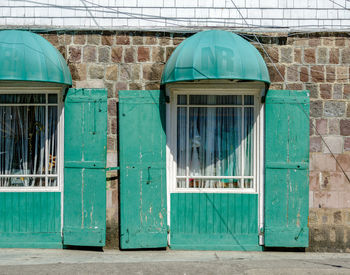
[0,0,349,251]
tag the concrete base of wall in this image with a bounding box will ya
[307,208,350,252]
[106,170,119,249]
[106,220,119,249]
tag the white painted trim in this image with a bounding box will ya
[185,95,189,188]
[0,88,63,93]
[0,104,59,106]
[59,88,65,236]
[165,81,265,91]
[165,82,265,245]
[0,187,60,192]
[175,176,254,179]
[165,85,172,245]
[45,93,49,187]
[258,102,265,246]
[174,188,257,194]
[168,89,261,194]
[0,174,58,177]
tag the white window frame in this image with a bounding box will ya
[166,81,266,246]
[0,87,64,192]
[166,82,264,195]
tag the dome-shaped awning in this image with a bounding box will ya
[0,30,72,85]
[161,30,270,87]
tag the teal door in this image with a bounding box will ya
[264,90,310,247]
[119,90,167,249]
[63,88,107,247]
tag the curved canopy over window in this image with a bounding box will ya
[161,30,270,88]
[0,30,72,85]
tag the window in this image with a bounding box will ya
[0,91,62,190]
[168,86,263,193]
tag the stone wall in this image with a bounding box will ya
[257,33,350,252]
[41,30,350,251]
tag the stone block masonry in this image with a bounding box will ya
[42,30,350,251]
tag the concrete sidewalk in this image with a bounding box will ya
[0,249,350,274]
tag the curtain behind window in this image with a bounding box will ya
[0,95,56,187]
[177,95,254,189]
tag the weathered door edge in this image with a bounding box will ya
[63,88,107,247]
[119,90,167,249]
[60,92,65,241]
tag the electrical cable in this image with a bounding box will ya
[80,0,100,28]
[6,1,350,182]
[230,0,350,184]
[7,0,350,31]
[239,34,350,81]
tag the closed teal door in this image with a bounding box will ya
[119,90,167,249]
[63,88,107,247]
[264,90,310,247]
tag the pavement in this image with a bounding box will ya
[0,249,350,274]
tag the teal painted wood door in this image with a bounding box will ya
[119,90,167,249]
[63,88,107,247]
[265,90,310,247]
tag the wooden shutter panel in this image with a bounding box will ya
[63,88,107,247]
[264,90,310,247]
[119,90,167,249]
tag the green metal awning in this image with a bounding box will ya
[0,30,72,85]
[161,30,270,86]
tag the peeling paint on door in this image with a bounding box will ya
[119,90,167,249]
[63,88,107,247]
[264,90,309,248]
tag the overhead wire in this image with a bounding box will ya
[7,2,350,175]
[5,1,349,85]
[5,0,349,82]
[6,0,350,31]
[239,34,350,81]
[80,0,100,28]
[230,0,350,184]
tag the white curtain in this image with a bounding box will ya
[0,95,54,187]
[48,106,58,186]
[177,95,253,189]
[244,107,254,188]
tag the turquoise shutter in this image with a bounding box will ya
[264,90,310,247]
[119,90,167,249]
[63,88,107,247]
